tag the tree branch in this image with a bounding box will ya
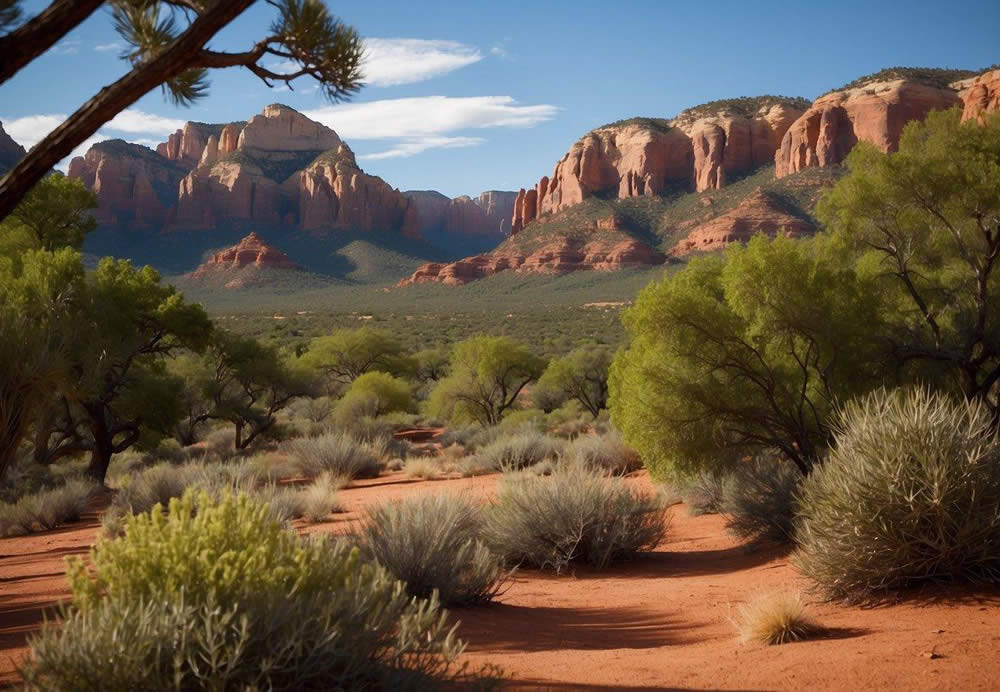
[0,0,105,85]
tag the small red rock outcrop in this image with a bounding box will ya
[669,190,814,256]
[775,80,962,177]
[188,232,298,278]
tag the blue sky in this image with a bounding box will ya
[2,0,998,197]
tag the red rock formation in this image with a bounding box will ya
[238,104,342,152]
[775,80,962,177]
[156,122,223,168]
[0,121,26,174]
[669,190,814,256]
[513,99,808,232]
[67,140,187,229]
[959,69,1000,123]
[407,189,516,238]
[188,232,298,278]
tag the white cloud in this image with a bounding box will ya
[360,136,485,160]
[52,39,81,55]
[3,114,68,150]
[105,109,185,135]
[490,44,508,58]
[361,38,481,87]
[304,96,558,140]
[94,41,122,53]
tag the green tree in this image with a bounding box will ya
[202,331,309,450]
[0,247,82,480]
[32,258,212,482]
[300,327,413,390]
[413,346,450,381]
[609,235,886,479]
[334,371,415,422]
[427,336,545,426]
[819,109,1000,417]
[0,174,96,253]
[0,0,365,220]
[535,346,612,418]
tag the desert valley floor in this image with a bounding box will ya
[2,430,999,692]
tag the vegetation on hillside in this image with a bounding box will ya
[825,66,982,94]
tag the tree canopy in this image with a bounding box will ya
[535,346,612,418]
[300,327,414,390]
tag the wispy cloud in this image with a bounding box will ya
[304,95,558,140]
[94,41,123,53]
[106,110,186,135]
[52,39,81,55]
[360,136,485,160]
[490,44,509,59]
[361,38,481,87]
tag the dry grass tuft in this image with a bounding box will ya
[735,591,823,645]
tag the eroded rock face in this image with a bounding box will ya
[188,231,298,278]
[0,121,25,174]
[156,122,224,168]
[67,140,187,229]
[238,104,342,152]
[407,189,516,238]
[959,69,1000,123]
[511,101,808,233]
[775,80,962,177]
[669,190,814,256]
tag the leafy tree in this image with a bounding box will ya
[32,258,212,483]
[819,109,1000,418]
[0,0,365,221]
[426,336,545,426]
[202,331,309,450]
[535,346,612,418]
[300,327,413,390]
[0,174,96,253]
[334,372,415,422]
[413,346,450,381]
[609,235,886,479]
[165,351,216,446]
[0,248,82,480]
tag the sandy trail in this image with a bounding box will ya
[2,470,999,690]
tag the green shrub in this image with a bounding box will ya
[26,491,469,690]
[794,388,1000,601]
[680,471,730,516]
[288,432,382,480]
[483,466,667,572]
[721,457,801,545]
[0,478,97,537]
[356,493,509,606]
[564,431,642,475]
[473,430,565,472]
[497,409,546,433]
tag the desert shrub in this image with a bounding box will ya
[0,478,97,537]
[356,493,509,606]
[497,409,546,433]
[483,466,667,572]
[564,431,642,475]
[721,457,802,545]
[404,458,443,480]
[438,423,501,453]
[202,426,238,460]
[735,591,822,645]
[106,462,203,520]
[288,432,381,480]
[680,471,730,516]
[474,430,565,472]
[25,491,469,690]
[795,388,1000,601]
[300,472,343,522]
[246,451,299,482]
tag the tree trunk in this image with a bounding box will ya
[0,0,106,85]
[0,0,254,221]
[0,410,25,484]
[85,411,114,485]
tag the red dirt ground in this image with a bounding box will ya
[2,470,999,690]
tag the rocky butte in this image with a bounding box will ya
[185,232,301,289]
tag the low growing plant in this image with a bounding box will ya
[0,478,97,537]
[288,432,382,480]
[735,591,822,645]
[721,457,801,545]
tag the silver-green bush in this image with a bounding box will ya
[483,466,667,572]
[288,432,382,479]
[563,431,642,475]
[0,478,97,537]
[356,493,509,606]
[794,388,1000,601]
[23,491,474,690]
[721,457,801,545]
[680,471,730,516]
[472,430,565,472]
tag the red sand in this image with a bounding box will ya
[2,471,999,690]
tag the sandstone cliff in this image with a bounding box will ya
[958,68,1000,124]
[66,139,188,229]
[510,97,810,234]
[407,189,517,238]
[0,121,26,175]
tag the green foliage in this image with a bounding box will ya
[288,431,382,479]
[818,109,1000,415]
[0,174,96,253]
[355,493,509,606]
[610,234,886,479]
[414,346,450,381]
[827,66,980,94]
[300,326,413,388]
[536,346,612,417]
[595,116,673,134]
[336,371,415,419]
[794,388,1000,602]
[720,457,802,545]
[674,95,811,123]
[28,491,468,690]
[483,466,667,572]
[427,335,545,426]
[0,477,97,537]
